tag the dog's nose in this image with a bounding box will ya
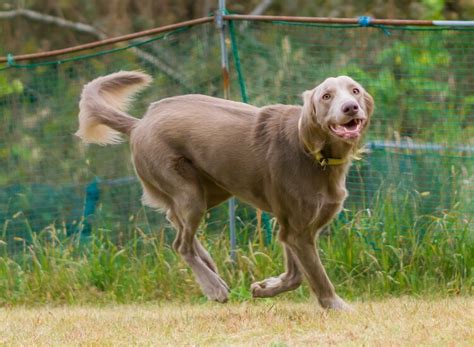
[341,102,359,117]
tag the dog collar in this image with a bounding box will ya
[297,117,355,167]
[313,151,348,167]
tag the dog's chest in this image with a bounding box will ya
[307,173,348,229]
[311,199,345,230]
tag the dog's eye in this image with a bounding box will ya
[352,88,360,95]
[322,93,331,100]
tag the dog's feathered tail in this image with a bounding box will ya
[76,71,152,145]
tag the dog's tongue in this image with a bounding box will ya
[331,121,361,139]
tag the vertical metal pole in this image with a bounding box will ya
[217,0,237,262]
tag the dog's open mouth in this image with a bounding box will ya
[330,119,365,139]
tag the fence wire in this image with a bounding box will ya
[0,20,472,252]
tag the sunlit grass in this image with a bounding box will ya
[1,298,473,346]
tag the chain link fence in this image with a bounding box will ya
[1,18,472,253]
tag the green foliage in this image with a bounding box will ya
[0,191,471,305]
[0,75,23,97]
[0,21,473,304]
[421,0,446,20]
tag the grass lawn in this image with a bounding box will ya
[0,297,472,346]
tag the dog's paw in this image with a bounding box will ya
[250,282,264,298]
[319,295,353,311]
[203,282,230,303]
[251,277,281,298]
[206,288,229,303]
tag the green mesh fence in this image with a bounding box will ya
[0,20,472,253]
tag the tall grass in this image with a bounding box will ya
[0,193,472,305]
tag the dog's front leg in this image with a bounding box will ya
[284,231,351,310]
[251,243,303,298]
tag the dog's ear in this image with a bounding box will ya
[299,88,324,155]
[363,90,375,118]
[301,89,316,120]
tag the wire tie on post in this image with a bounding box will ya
[358,16,391,36]
[215,9,224,29]
[6,53,15,67]
[358,16,372,27]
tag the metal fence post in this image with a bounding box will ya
[216,0,237,262]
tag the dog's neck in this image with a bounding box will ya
[320,138,355,163]
[297,117,355,166]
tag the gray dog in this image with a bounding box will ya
[76,71,374,310]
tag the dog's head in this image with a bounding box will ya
[301,76,374,144]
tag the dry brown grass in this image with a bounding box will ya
[0,297,472,346]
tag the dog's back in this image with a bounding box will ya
[131,93,276,211]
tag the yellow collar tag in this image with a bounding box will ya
[313,151,348,167]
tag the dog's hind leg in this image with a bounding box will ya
[167,209,220,276]
[251,242,302,298]
[193,238,220,275]
[170,185,230,303]
[137,150,229,302]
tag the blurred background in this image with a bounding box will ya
[0,0,473,243]
[2,0,474,56]
[0,0,472,303]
